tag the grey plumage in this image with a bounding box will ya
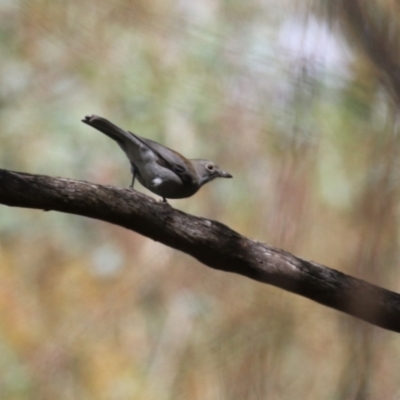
[82,115,232,201]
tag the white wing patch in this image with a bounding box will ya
[152,177,163,187]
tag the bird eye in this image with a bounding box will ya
[206,164,214,171]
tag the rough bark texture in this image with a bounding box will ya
[1,168,400,333]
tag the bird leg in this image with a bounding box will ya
[130,166,137,189]
[129,173,136,189]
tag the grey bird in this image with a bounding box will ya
[82,115,232,202]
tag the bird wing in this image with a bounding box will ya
[127,132,196,185]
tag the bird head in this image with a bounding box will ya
[192,159,233,186]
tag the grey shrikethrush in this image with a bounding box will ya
[82,115,232,202]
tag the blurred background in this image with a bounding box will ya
[1,0,400,399]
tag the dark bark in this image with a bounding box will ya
[1,168,400,333]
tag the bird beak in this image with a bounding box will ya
[220,171,233,178]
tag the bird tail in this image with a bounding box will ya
[82,115,133,145]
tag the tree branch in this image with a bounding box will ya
[1,168,400,332]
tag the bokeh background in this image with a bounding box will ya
[1,0,400,399]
